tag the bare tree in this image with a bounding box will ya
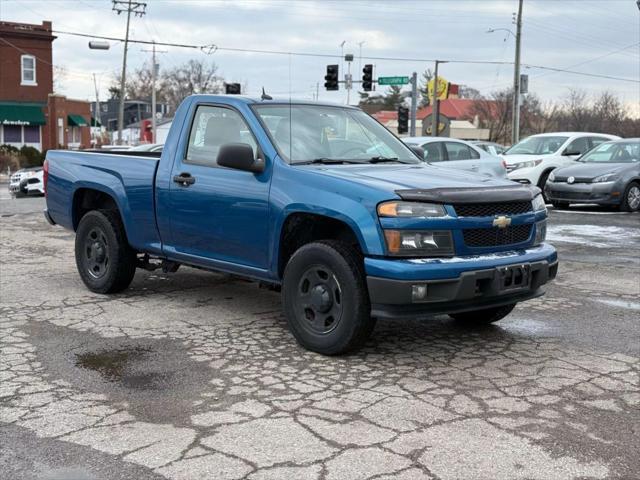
[163,59,224,111]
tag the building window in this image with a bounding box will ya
[24,126,40,143]
[3,125,22,143]
[21,55,37,86]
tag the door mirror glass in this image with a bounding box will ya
[217,143,264,173]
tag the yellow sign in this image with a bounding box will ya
[428,76,450,101]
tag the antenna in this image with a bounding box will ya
[261,88,272,101]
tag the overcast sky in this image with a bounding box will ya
[2,0,639,114]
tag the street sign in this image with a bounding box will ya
[378,76,409,86]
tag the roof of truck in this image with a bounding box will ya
[187,94,358,109]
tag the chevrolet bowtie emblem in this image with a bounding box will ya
[493,215,512,229]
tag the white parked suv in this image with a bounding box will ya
[502,132,619,195]
[8,167,45,197]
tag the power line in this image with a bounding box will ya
[50,28,640,84]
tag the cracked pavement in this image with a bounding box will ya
[1,196,639,480]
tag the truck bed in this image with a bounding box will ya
[46,150,163,253]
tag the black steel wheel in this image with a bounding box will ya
[75,210,136,294]
[282,240,375,355]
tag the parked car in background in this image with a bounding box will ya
[402,137,507,178]
[472,141,507,156]
[128,143,164,153]
[502,132,619,195]
[545,138,640,211]
[9,167,44,197]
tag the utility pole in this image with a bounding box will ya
[112,0,146,145]
[143,41,165,143]
[431,60,440,137]
[92,73,101,145]
[409,72,418,137]
[512,0,523,144]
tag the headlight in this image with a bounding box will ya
[511,159,543,171]
[533,220,547,246]
[384,230,454,256]
[378,201,446,218]
[532,194,547,212]
[548,172,555,182]
[592,173,619,183]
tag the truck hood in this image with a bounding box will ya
[303,163,511,191]
[554,162,631,179]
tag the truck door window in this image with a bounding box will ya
[185,105,257,167]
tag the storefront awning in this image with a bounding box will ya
[0,102,46,126]
[68,114,89,127]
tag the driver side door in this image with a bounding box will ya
[166,104,271,271]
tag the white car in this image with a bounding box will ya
[503,132,619,194]
[8,167,45,197]
[403,136,508,178]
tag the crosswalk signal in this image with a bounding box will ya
[225,83,241,94]
[324,64,339,91]
[397,106,409,134]
[362,64,373,91]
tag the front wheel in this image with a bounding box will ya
[620,182,640,212]
[75,210,137,294]
[282,240,375,355]
[449,303,516,325]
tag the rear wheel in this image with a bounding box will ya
[282,240,375,355]
[620,182,640,212]
[75,210,136,294]
[449,303,516,325]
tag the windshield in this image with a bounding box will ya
[253,104,419,164]
[580,141,639,163]
[504,135,568,155]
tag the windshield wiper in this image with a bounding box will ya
[295,158,364,165]
[368,156,406,164]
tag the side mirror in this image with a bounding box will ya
[408,144,425,160]
[217,143,264,173]
[562,149,582,156]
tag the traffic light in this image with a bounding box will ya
[397,106,409,134]
[324,64,339,91]
[362,64,373,91]
[225,83,241,94]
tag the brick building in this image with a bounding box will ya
[0,20,91,151]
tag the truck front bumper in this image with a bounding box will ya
[365,243,557,319]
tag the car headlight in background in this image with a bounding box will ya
[511,159,543,171]
[384,230,454,256]
[592,173,619,183]
[378,201,446,218]
[532,194,547,212]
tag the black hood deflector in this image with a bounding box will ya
[395,185,541,204]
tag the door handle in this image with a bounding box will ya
[173,172,195,187]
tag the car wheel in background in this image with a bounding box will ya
[620,182,640,212]
[538,170,553,201]
[75,210,137,294]
[449,303,516,325]
[282,240,375,355]
[551,201,570,209]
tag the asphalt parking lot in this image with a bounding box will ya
[1,192,638,480]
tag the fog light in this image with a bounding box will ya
[412,284,428,301]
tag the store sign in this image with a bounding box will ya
[1,120,31,125]
[427,76,450,102]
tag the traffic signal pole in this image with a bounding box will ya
[409,72,417,137]
[511,0,523,144]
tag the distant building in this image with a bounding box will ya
[92,98,169,133]
[0,20,92,151]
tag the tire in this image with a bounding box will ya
[449,303,516,325]
[538,170,553,202]
[282,240,375,355]
[620,182,640,212]
[551,200,570,209]
[75,210,137,294]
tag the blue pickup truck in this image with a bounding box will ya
[44,95,557,354]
